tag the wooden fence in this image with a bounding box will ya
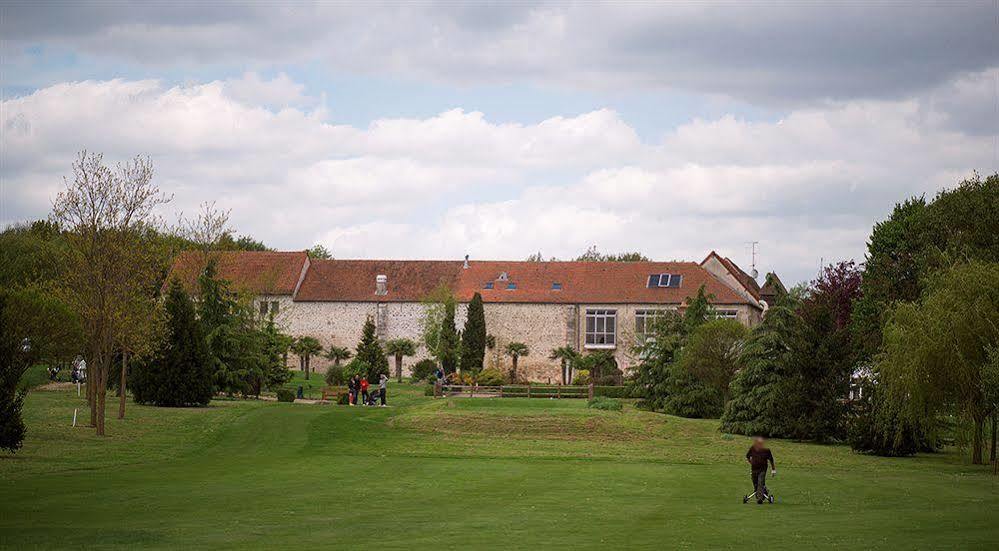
[435,382,594,400]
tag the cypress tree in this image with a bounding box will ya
[355,317,389,380]
[132,280,213,407]
[459,293,486,373]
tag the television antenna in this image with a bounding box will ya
[746,241,759,280]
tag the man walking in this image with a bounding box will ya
[746,436,776,504]
[378,373,388,406]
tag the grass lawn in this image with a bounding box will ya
[2,382,997,550]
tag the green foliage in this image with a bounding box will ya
[459,293,487,372]
[132,280,214,407]
[290,336,323,380]
[574,245,649,262]
[593,385,633,398]
[324,363,346,386]
[438,301,459,373]
[324,346,352,365]
[587,396,623,411]
[876,262,999,463]
[342,358,370,381]
[306,244,332,259]
[848,385,930,457]
[720,295,801,436]
[411,359,438,382]
[386,338,417,380]
[355,318,389,380]
[275,388,296,402]
[572,369,591,385]
[261,318,293,390]
[504,342,529,381]
[674,319,747,406]
[549,346,580,385]
[475,368,506,386]
[576,350,622,385]
[419,283,455,363]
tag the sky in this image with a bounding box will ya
[1,2,997,285]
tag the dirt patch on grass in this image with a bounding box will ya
[393,411,660,442]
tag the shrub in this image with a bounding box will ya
[593,385,631,398]
[572,369,591,385]
[324,363,346,386]
[411,359,437,382]
[475,368,506,386]
[342,359,370,382]
[588,396,623,411]
[0,390,27,453]
[275,388,296,403]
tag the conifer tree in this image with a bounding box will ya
[356,317,389,380]
[459,293,487,373]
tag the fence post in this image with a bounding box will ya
[557,383,561,399]
[588,382,594,400]
[528,384,532,399]
[434,381,442,398]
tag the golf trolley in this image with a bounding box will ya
[742,489,775,504]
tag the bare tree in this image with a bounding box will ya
[177,201,231,269]
[51,151,169,436]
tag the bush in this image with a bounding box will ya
[572,369,591,385]
[0,390,27,453]
[475,368,506,386]
[342,359,370,382]
[587,396,623,411]
[275,388,296,403]
[411,359,437,382]
[324,363,346,386]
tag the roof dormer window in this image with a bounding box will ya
[648,274,682,288]
[506,282,517,290]
[484,282,494,290]
[552,282,563,290]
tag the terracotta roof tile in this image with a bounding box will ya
[295,258,749,305]
[165,251,308,296]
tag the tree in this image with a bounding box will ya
[577,351,622,385]
[356,317,389,380]
[437,301,459,374]
[504,342,529,381]
[385,338,417,382]
[1,289,81,452]
[261,317,293,390]
[324,346,352,366]
[459,293,487,373]
[876,262,999,464]
[720,293,802,436]
[307,244,332,259]
[291,336,323,380]
[549,346,580,385]
[666,319,748,418]
[50,151,168,435]
[575,245,649,262]
[131,280,213,407]
[420,284,455,365]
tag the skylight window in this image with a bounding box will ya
[552,282,563,290]
[507,282,517,290]
[648,274,682,288]
[484,282,494,290]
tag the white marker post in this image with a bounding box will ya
[72,408,78,427]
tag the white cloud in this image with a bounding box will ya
[1,74,994,285]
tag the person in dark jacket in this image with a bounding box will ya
[746,437,776,504]
[348,375,359,406]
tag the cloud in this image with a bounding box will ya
[3,2,996,107]
[1,74,994,285]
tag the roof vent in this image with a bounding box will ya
[498,272,508,281]
[375,274,387,295]
[463,254,469,269]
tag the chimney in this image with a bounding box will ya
[463,254,470,269]
[375,274,387,295]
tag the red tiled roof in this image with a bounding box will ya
[294,258,749,305]
[702,251,761,300]
[164,251,308,296]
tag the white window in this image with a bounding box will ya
[635,309,669,340]
[259,301,269,316]
[714,309,739,320]
[585,309,617,348]
[270,301,279,315]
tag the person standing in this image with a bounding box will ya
[746,436,776,504]
[378,373,388,406]
[348,375,358,406]
[360,376,370,405]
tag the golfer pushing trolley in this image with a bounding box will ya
[743,436,776,504]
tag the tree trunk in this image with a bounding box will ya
[991,411,997,471]
[972,415,985,465]
[96,365,107,436]
[511,356,518,382]
[118,351,128,419]
[395,355,403,383]
[305,355,310,380]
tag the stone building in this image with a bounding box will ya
[167,250,768,382]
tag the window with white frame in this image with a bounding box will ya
[647,274,683,288]
[585,309,617,347]
[714,309,739,320]
[635,309,669,341]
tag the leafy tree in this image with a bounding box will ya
[721,293,802,436]
[356,317,389,380]
[549,346,580,385]
[420,284,456,364]
[876,262,999,464]
[666,319,748,418]
[291,336,322,380]
[324,346,352,366]
[385,338,417,382]
[307,244,332,259]
[459,293,487,373]
[504,342,529,381]
[261,318,293,390]
[575,245,649,262]
[437,301,459,374]
[577,350,622,385]
[410,359,438,382]
[1,289,81,452]
[131,280,213,407]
